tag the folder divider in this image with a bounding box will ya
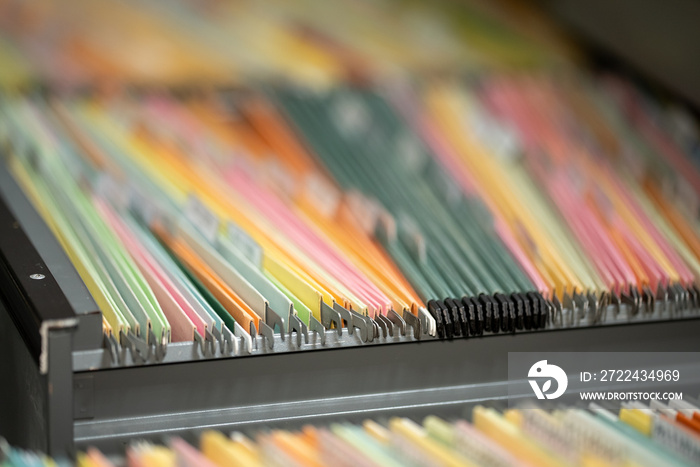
[287,314,308,347]
[308,315,326,345]
[221,325,239,356]
[320,300,342,335]
[258,320,275,350]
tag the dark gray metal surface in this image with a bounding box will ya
[0,299,77,456]
[0,164,101,351]
[47,329,75,455]
[0,163,80,455]
[0,299,48,452]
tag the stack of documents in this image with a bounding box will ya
[0,0,699,355]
